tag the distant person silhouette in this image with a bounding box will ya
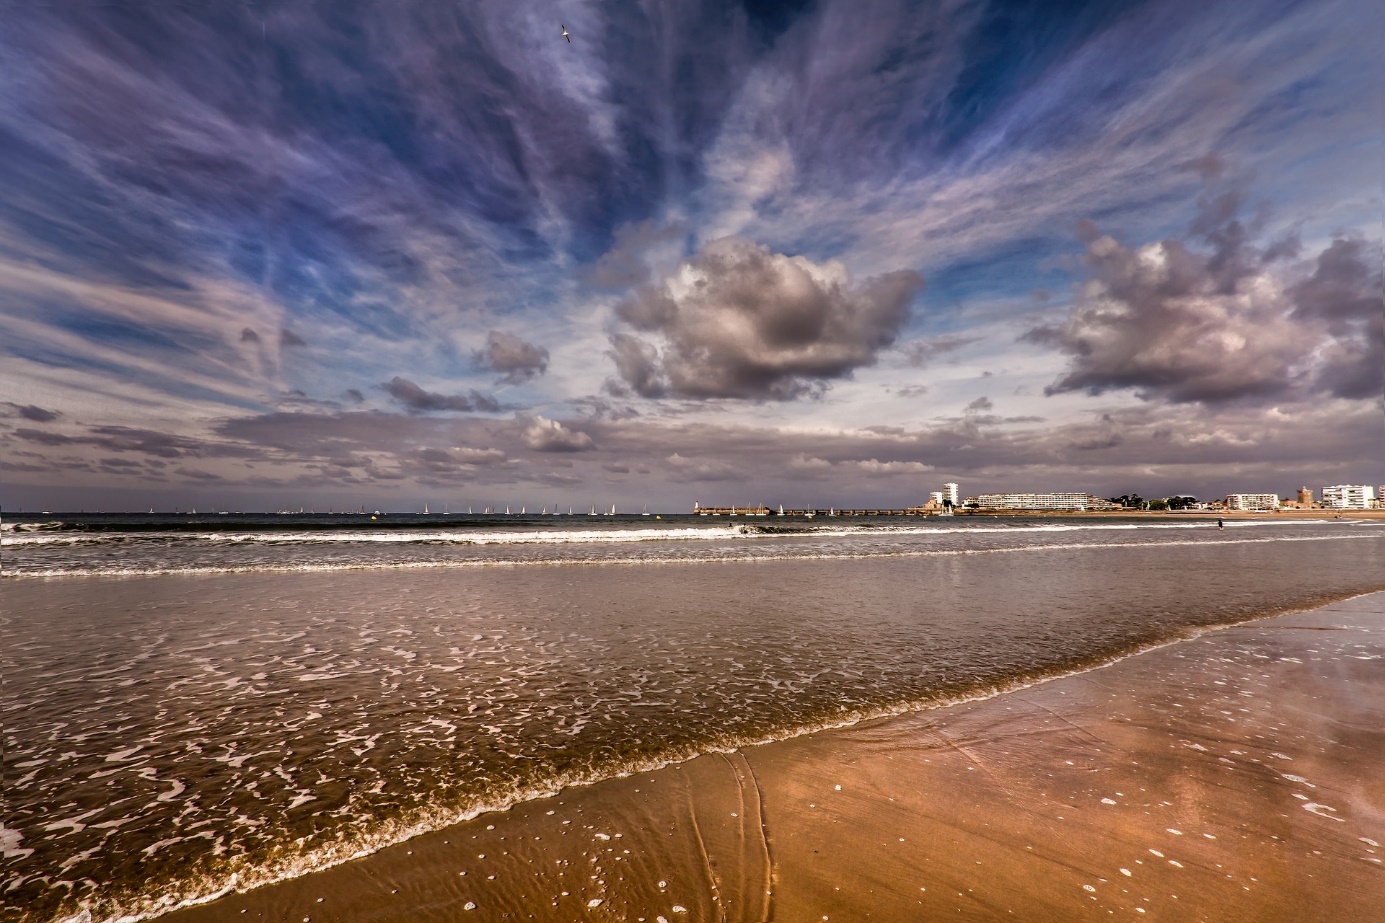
[1218,518,1224,529]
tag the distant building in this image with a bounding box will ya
[1297,487,1313,506]
[973,492,1123,512]
[1226,493,1279,511]
[929,491,944,505]
[943,482,959,507]
[1322,485,1375,510]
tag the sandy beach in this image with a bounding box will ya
[159,590,1385,922]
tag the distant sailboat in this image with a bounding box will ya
[589,504,597,516]
[423,503,430,514]
[610,504,616,515]
[642,505,650,516]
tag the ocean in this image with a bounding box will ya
[3,513,1383,922]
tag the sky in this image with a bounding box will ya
[1,0,1381,513]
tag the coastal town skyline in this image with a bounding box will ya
[2,0,1381,512]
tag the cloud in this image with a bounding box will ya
[898,334,980,368]
[664,453,737,481]
[1026,201,1382,406]
[3,402,61,422]
[240,327,260,342]
[280,329,307,347]
[1289,237,1384,400]
[521,415,594,452]
[965,396,994,413]
[476,330,549,384]
[581,220,687,292]
[383,377,499,413]
[786,453,930,476]
[611,237,923,399]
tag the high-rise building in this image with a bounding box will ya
[973,492,1123,511]
[943,483,959,507]
[1226,493,1279,511]
[929,491,944,505]
[1321,485,1375,510]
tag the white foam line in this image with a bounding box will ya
[101,588,1385,923]
[6,531,1382,580]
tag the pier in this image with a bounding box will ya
[693,505,934,517]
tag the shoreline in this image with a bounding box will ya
[159,590,1385,923]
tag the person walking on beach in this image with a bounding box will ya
[1218,518,1224,529]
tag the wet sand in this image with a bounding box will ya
[164,592,1385,922]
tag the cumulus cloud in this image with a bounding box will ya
[1027,202,1382,405]
[240,327,260,342]
[383,377,500,413]
[521,416,594,452]
[610,237,923,400]
[280,329,308,347]
[477,331,549,384]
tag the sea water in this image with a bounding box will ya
[3,514,1382,922]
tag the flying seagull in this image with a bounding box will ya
[561,24,571,42]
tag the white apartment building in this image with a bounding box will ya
[943,483,959,506]
[973,492,1123,511]
[1226,493,1279,511]
[1322,485,1376,510]
[929,491,944,505]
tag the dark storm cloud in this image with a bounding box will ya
[1027,197,1383,406]
[240,328,260,342]
[383,377,501,414]
[612,237,923,399]
[2,403,61,422]
[280,329,307,347]
[476,331,549,384]
[1289,237,1385,400]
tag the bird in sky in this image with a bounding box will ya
[561,24,571,43]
